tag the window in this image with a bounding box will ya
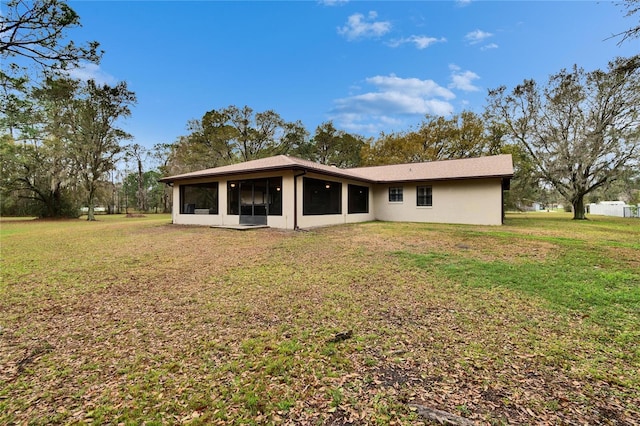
[389,187,403,202]
[227,182,239,215]
[227,178,282,215]
[417,186,432,207]
[303,177,341,215]
[268,178,283,215]
[348,184,369,214]
[180,183,218,214]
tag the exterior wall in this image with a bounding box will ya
[373,178,504,226]
[170,173,503,229]
[171,170,375,230]
[171,171,297,229]
[295,172,375,229]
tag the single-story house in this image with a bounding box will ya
[158,154,514,229]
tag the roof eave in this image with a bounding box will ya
[160,170,513,184]
[369,173,514,184]
[158,164,372,184]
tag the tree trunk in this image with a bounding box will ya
[163,191,170,213]
[87,188,96,221]
[42,188,62,218]
[137,158,145,211]
[572,195,586,220]
[44,196,55,218]
[52,186,63,217]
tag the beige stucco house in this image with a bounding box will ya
[158,154,513,229]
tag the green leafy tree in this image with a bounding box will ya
[144,170,165,213]
[1,0,102,124]
[0,77,83,217]
[0,71,35,139]
[487,57,640,219]
[501,144,544,211]
[70,80,136,220]
[0,134,81,217]
[306,121,366,167]
[362,111,500,166]
[1,0,106,217]
[1,78,135,218]
[166,105,308,173]
[33,77,79,212]
[0,0,101,70]
[164,111,239,175]
[122,169,165,213]
[586,167,640,203]
[222,105,308,161]
[151,142,173,212]
[125,143,150,211]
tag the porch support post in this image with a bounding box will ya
[293,169,306,230]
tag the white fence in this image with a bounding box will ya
[589,202,639,218]
[623,206,640,218]
[80,206,107,214]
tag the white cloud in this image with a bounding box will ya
[465,29,493,45]
[366,74,455,100]
[481,42,499,51]
[336,91,451,115]
[448,65,481,92]
[329,74,455,135]
[66,62,117,85]
[334,113,391,135]
[387,35,446,50]
[456,0,473,6]
[318,0,348,5]
[337,11,391,41]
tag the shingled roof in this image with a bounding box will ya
[349,154,514,183]
[159,154,513,184]
[158,155,362,183]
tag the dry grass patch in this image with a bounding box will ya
[348,222,558,263]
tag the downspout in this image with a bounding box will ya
[501,183,505,224]
[501,178,511,224]
[293,169,306,230]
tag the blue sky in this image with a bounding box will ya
[64,0,637,149]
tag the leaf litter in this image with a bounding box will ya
[1,217,639,424]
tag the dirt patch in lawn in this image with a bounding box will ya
[343,223,558,263]
[604,246,640,270]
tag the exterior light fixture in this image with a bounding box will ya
[325,183,331,189]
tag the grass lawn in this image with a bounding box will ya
[1,213,638,425]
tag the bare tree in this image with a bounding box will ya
[612,0,640,45]
[487,57,640,219]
